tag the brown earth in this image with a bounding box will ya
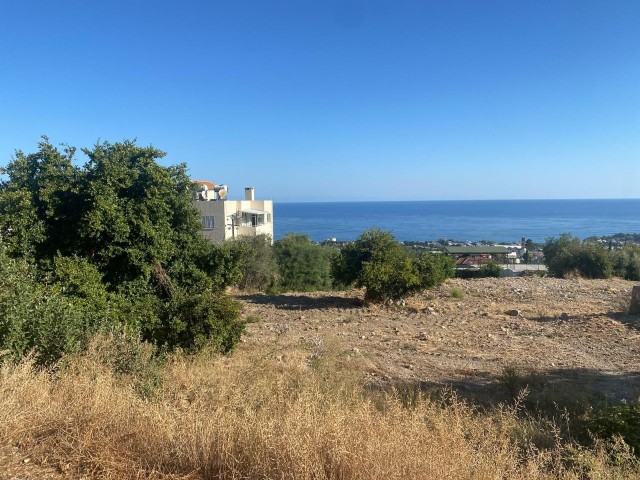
[238,277,640,404]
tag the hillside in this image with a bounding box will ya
[2,277,640,479]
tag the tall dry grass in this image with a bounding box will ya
[0,336,637,479]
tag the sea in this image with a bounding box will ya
[273,199,640,243]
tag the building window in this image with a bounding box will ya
[242,213,265,227]
[267,213,272,223]
[201,216,215,229]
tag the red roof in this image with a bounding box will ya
[192,180,216,189]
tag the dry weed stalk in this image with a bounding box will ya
[0,339,636,479]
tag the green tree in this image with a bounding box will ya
[417,253,457,286]
[229,234,277,291]
[543,234,613,279]
[274,234,338,291]
[332,228,453,303]
[0,138,244,357]
[332,228,401,287]
[543,234,581,277]
[0,138,81,259]
[613,244,640,281]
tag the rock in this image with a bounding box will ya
[416,332,428,341]
[560,312,570,320]
[630,286,640,315]
[505,309,520,317]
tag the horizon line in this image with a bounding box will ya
[272,197,640,204]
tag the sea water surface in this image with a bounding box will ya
[273,199,640,243]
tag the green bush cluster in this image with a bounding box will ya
[230,229,454,302]
[0,252,111,365]
[223,233,340,293]
[228,234,278,291]
[0,138,245,364]
[274,234,338,292]
[455,262,502,279]
[332,228,455,302]
[586,402,640,456]
[543,234,640,280]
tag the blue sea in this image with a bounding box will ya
[273,199,640,243]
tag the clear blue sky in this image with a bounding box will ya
[1,1,639,201]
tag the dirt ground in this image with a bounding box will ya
[239,277,640,404]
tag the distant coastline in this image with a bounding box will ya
[274,199,640,243]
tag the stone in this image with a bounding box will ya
[560,312,570,320]
[631,286,640,315]
[505,309,520,317]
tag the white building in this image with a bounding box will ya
[193,180,273,243]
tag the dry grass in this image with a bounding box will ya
[0,336,638,479]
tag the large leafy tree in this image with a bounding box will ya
[0,137,81,259]
[0,138,244,356]
[332,228,454,302]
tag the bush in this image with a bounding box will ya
[418,253,457,287]
[0,251,118,365]
[274,234,338,292]
[0,138,246,361]
[450,287,464,299]
[359,249,422,302]
[332,228,454,303]
[613,244,640,281]
[455,262,502,279]
[587,402,640,456]
[228,234,278,291]
[543,234,613,279]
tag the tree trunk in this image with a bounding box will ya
[631,286,640,315]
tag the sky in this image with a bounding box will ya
[1,0,639,202]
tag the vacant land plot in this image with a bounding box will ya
[240,277,640,403]
[2,277,639,479]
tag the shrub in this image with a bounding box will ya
[229,234,278,291]
[450,287,464,299]
[274,234,338,291]
[359,249,422,302]
[587,402,640,456]
[0,138,246,360]
[479,262,502,277]
[0,251,118,365]
[331,228,400,287]
[543,234,613,279]
[613,244,640,281]
[332,228,454,303]
[455,262,502,279]
[417,253,456,287]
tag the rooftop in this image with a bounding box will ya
[443,246,509,255]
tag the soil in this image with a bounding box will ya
[238,277,640,404]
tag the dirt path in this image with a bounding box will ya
[239,277,640,403]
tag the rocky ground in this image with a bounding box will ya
[239,277,640,404]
